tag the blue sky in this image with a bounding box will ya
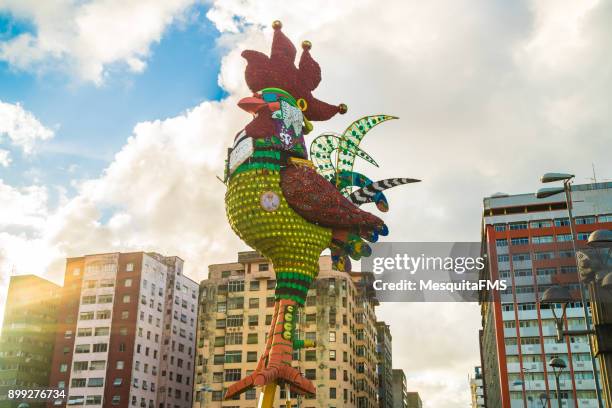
[0,6,224,200]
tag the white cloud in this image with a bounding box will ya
[0,149,10,167]
[0,100,54,155]
[1,1,612,406]
[0,0,198,84]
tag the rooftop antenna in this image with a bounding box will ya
[591,163,597,184]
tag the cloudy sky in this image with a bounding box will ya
[1,0,611,406]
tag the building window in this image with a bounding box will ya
[97,310,111,319]
[226,332,243,345]
[305,350,316,361]
[329,388,336,399]
[124,278,132,287]
[85,395,102,405]
[530,220,552,228]
[330,368,336,380]
[228,297,244,310]
[510,237,529,245]
[249,298,260,308]
[98,294,113,303]
[77,328,92,337]
[247,333,258,344]
[87,378,104,387]
[64,330,73,339]
[111,396,120,405]
[245,388,257,400]
[512,253,530,262]
[329,350,336,361]
[329,331,336,342]
[93,343,108,353]
[116,361,124,369]
[59,364,68,373]
[248,315,259,326]
[225,369,241,381]
[305,369,316,380]
[126,263,134,272]
[532,235,554,244]
[82,295,96,304]
[509,222,527,230]
[123,295,131,303]
[259,263,269,272]
[73,361,88,371]
[247,351,258,362]
[80,311,94,320]
[266,280,275,289]
[496,239,508,247]
[89,360,105,370]
[75,344,90,353]
[228,280,245,292]
[94,327,110,336]
[72,378,86,388]
[576,216,596,225]
[113,378,123,386]
[534,251,554,260]
[249,281,260,291]
[225,351,242,363]
[227,315,243,327]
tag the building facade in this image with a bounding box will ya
[479,182,612,408]
[469,366,486,408]
[194,251,381,407]
[405,392,421,408]
[391,369,408,408]
[0,275,61,408]
[376,322,393,408]
[46,252,198,408]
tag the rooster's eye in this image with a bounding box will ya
[297,98,308,112]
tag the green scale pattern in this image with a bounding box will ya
[225,138,332,304]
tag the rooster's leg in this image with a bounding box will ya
[224,298,315,399]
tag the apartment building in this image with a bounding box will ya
[405,392,421,408]
[376,322,393,408]
[469,366,486,408]
[46,252,198,408]
[479,182,612,408]
[194,251,382,407]
[0,275,61,408]
[391,369,408,408]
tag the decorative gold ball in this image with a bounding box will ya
[302,40,312,51]
[272,20,282,30]
[338,103,348,114]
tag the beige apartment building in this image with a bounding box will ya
[194,251,381,408]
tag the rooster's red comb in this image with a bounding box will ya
[241,20,346,121]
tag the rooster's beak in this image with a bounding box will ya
[238,95,268,114]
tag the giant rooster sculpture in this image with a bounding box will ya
[224,20,419,401]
